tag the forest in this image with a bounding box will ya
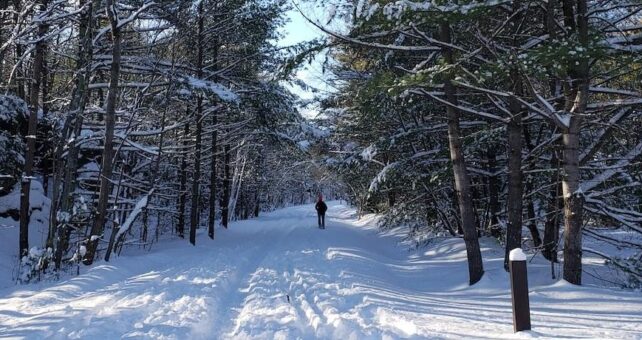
[0,0,641,297]
[1,0,642,338]
[311,0,642,288]
[1,0,340,280]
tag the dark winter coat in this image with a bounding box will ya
[315,201,327,215]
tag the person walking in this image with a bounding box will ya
[315,194,327,229]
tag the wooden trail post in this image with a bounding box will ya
[509,248,531,332]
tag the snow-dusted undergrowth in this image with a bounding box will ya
[1,202,641,339]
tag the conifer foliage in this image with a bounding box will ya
[0,0,322,279]
[309,0,642,286]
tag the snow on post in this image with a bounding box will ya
[509,247,531,332]
[509,248,527,261]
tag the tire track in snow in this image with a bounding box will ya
[219,220,305,338]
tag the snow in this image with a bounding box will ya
[1,202,642,338]
[509,248,527,261]
[183,77,240,103]
[0,95,28,124]
[78,161,99,180]
[297,140,311,151]
[360,144,377,161]
[0,181,50,285]
[115,190,153,239]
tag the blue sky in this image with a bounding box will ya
[278,4,333,118]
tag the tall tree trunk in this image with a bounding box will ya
[189,3,204,246]
[503,0,527,270]
[504,96,523,270]
[486,149,501,238]
[41,50,49,196]
[560,0,589,285]
[207,31,219,240]
[254,190,260,218]
[522,123,542,248]
[221,144,230,228]
[0,8,5,82]
[12,0,25,100]
[439,22,484,285]
[543,148,562,263]
[540,0,561,266]
[50,0,94,269]
[19,0,48,258]
[562,113,584,285]
[208,112,217,239]
[83,2,121,265]
[189,96,202,245]
[138,61,170,252]
[177,122,189,238]
[524,180,542,248]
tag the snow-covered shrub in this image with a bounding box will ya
[378,200,453,249]
[0,95,28,131]
[18,247,53,283]
[606,253,642,290]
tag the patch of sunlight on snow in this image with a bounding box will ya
[374,308,418,337]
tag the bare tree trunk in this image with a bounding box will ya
[140,74,170,248]
[41,50,50,196]
[504,46,524,268]
[543,148,562,263]
[540,0,561,267]
[207,30,220,240]
[439,22,484,285]
[12,0,25,100]
[221,144,230,228]
[0,7,5,81]
[254,188,261,217]
[522,123,542,248]
[524,181,542,248]
[486,149,501,238]
[83,1,122,265]
[208,112,217,239]
[560,0,589,285]
[50,0,94,269]
[504,98,523,270]
[189,3,204,246]
[19,0,48,258]
[562,114,584,285]
[177,122,189,238]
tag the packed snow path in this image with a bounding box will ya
[1,202,641,339]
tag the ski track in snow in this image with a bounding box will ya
[1,202,642,339]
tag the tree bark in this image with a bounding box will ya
[19,0,48,258]
[189,3,204,246]
[543,148,562,262]
[208,113,217,239]
[522,123,542,248]
[221,144,230,228]
[504,98,523,270]
[504,38,525,268]
[207,34,219,240]
[439,22,484,285]
[560,0,589,285]
[524,180,542,248]
[177,122,189,238]
[12,0,25,100]
[83,1,121,265]
[52,0,94,269]
[486,149,501,238]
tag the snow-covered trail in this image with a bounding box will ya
[1,202,641,339]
